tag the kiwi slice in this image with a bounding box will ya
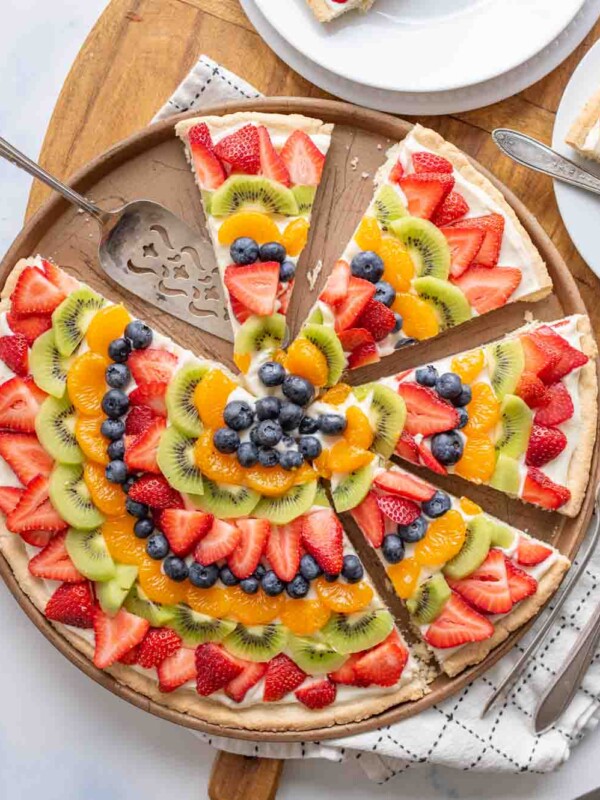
[65,528,115,582]
[35,395,83,465]
[170,604,236,646]
[124,584,175,627]
[253,481,317,525]
[166,362,209,436]
[443,515,493,580]
[49,464,105,530]
[223,623,288,663]
[235,313,287,356]
[301,324,345,387]
[487,339,525,399]
[353,383,406,458]
[193,479,260,518]
[314,484,330,508]
[406,574,451,625]
[373,186,407,230]
[414,276,472,331]
[288,634,347,675]
[331,463,374,513]
[490,453,520,497]
[489,517,516,549]
[29,329,71,398]
[390,216,451,279]
[157,426,203,495]
[292,185,317,216]
[306,305,324,325]
[495,394,532,459]
[96,564,138,615]
[211,175,299,217]
[52,287,104,357]
[323,609,394,655]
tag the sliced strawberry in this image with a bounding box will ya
[93,607,150,669]
[516,371,548,409]
[431,191,469,228]
[376,494,421,526]
[8,475,67,534]
[0,485,22,514]
[280,130,325,186]
[157,647,197,692]
[355,299,397,342]
[350,491,385,548]
[0,376,45,433]
[0,432,54,488]
[505,558,537,604]
[124,404,156,436]
[397,382,459,437]
[398,172,454,220]
[533,384,573,428]
[188,122,226,190]
[195,643,244,696]
[277,282,293,315]
[195,518,241,565]
[188,122,215,151]
[129,382,167,416]
[412,151,453,174]
[295,678,336,709]
[530,326,589,383]
[263,654,307,701]
[127,474,183,509]
[224,262,279,316]
[0,334,28,377]
[395,430,420,465]
[266,519,302,582]
[257,125,290,186]
[328,653,368,687]
[29,531,82,583]
[516,535,553,566]
[301,508,343,575]
[447,549,513,614]
[333,277,376,332]
[20,529,54,548]
[320,259,351,306]
[374,469,436,502]
[128,349,178,386]
[348,339,379,369]
[449,214,504,268]
[229,295,253,325]
[137,627,182,668]
[40,259,79,294]
[214,124,260,174]
[11,266,66,315]
[339,328,380,369]
[522,467,570,511]
[525,424,567,468]
[441,227,485,278]
[521,334,559,383]
[353,638,409,687]
[452,266,521,314]
[424,592,494,649]
[45,581,95,628]
[225,661,267,703]
[6,311,52,346]
[124,417,166,473]
[389,160,404,184]
[227,518,270,579]
[417,440,448,476]
[158,509,214,557]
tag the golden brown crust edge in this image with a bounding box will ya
[306,0,374,22]
[566,87,600,156]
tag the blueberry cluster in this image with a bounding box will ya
[350,249,404,340]
[415,365,471,466]
[230,237,295,283]
[380,490,452,564]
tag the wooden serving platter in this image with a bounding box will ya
[1,96,598,742]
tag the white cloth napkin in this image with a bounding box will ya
[156,54,600,780]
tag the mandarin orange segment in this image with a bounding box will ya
[354,216,382,252]
[414,510,467,567]
[460,497,483,516]
[194,369,236,429]
[102,516,147,565]
[314,451,331,479]
[84,462,126,516]
[380,236,414,293]
[344,406,374,449]
[321,383,352,405]
[187,586,232,618]
[392,294,439,340]
[75,415,109,466]
[454,435,496,484]
[228,586,284,625]
[281,218,309,257]
[67,351,109,416]
[138,557,188,605]
[464,382,500,435]
[293,463,319,485]
[217,211,281,245]
[271,349,287,366]
[387,558,421,599]
[280,597,331,635]
[315,578,373,613]
[85,304,131,358]
[194,430,244,485]
[285,338,329,387]
[233,352,251,374]
[245,464,295,497]
[327,440,374,473]
[451,349,484,384]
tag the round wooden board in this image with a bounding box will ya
[1,97,598,742]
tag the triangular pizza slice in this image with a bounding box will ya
[307,0,376,22]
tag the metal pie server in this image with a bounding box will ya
[0,136,234,343]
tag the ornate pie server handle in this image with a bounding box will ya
[492,128,600,195]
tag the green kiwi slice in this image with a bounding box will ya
[170,605,236,646]
[52,287,104,357]
[96,564,138,615]
[490,453,520,497]
[166,362,210,436]
[211,176,299,217]
[223,623,288,663]
[443,515,493,580]
[390,216,451,279]
[253,481,317,525]
[373,185,407,230]
[353,383,406,458]
[35,395,83,465]
[495,394,532,459]
[192,479,260,519]
[49,464,105,530]
[486,339,525,399]
[406,574,451,625]
[65,528,115,582]
[323,609,394,655]
[157,426,203,495]
[414,276,472,331]
[292,185,317,216]
[288,634,347,675]
[300,324,345,387]
[331,463,374,513]
[124,584,175,627]
[234,314,287,356]
[29,329,71,397]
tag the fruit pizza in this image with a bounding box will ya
[566,86,600,164]
[306,0,376,22]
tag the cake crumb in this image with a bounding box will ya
[524,310,534,322]
[377,143,383,150]
[361,171,370,179]
[307,260,323,291]
[350,156,359,171]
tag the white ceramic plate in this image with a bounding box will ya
[553,39,600,279]
[253,0,584,93]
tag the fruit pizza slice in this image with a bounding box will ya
[349,462,570,677]
[566,86,600,163]
[306,0,376,22]
[301,124,552,370]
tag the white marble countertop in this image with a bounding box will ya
[1,2,600,797]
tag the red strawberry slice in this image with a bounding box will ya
[521,334,560,383]
[412,151,453,174]
[8,475,67,534]
[0,334,28,377]
[516,371,548,409]
[398,172,454,220]
[376,494,421,526]
[333,277,376,332]
[431,191,469,228]
[124,404,156,436]
[397,382,459,437]
[214,124,261,174]
[45,581,95,628]
[0,485,23,514]
[395,430,420,465]
[328,653,369,687]
[389,160,404,184]
[128,349,178,386]
[195,518,241,565]
[263,654,306,701]
[277,282,293,315]
[516,535,553,566]
[533,382,573,426]
[127,474,183,509]
[137,627,182,668]
[188,123,226,190]
[257,125,290,186]
[40,259,79,294]
[6,311,52,346]
[441,227,485,278]
[424,591,494,649]
[417,440,448,476]
[29,531,82,583]
[449,214,504,268]
[93,607,150,669]
[301,508,343,575]
[20,529,55,548]
[266,519,302,582]
[295,678,336,709]
[320,259,351,306]
[0,376,45,433]
[339,328,380,369]
[348,339,379,369]
[353,637,409,687]
[195,643,245,696]
[355,299,397,342]
[224,262,279,316]
[229,295,253,325]
[374,469,436,502]
[522,467,570,511]
[188,122,214,151]
[225,661,268,703]
[447,549,513,614]
[227,518,270,579]
[452,266,521,314]
[350,491,385,548]
[525,424,567,468]
[11,266,66,315]
[280,130,325,186]
[129,381,168,416]
[125,417,166,473]
[157,647,197,693]
[505,558,537,604]
[158,509,214,557]
[531,326,589,383]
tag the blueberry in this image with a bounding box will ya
[394,337,417,349]
[240,576,259,595]
[108,337,131,363]
[456,407,469,429]
[105,460,128,484]
[431,430,464,466]
[259,361,286,387]
[255,396,281,421]
[435,372,463,400]
[230,236,259,265]
[351,251,384,283]
[453,385,472,407]
[237,441,259,468]
[189,562,219,589]
[298,436,322,460]
[422,490,452,519]
[324,572,340,583]
[300,554,322,581]
[125,320,153,349]
[299,415,319,434]
[102,389,129,419]
[279,401,304,431]
[374,280,396,307]
[101,418,125,440]
[126,498,148,518]
[341,554,364,583]
[107,438,125,461]
[382,534,405,564]
[398,515,428,543]
[134,517,154,538]
[213,427,240,454]
[318,413,347,435]
[224,400,254,431]
[122,475,137,494]
[105,363,131,389]
[259,241,287,263]
[253,564,266,580]
[281,434,296,448]
[262,570,285,596]
[255,419,283,447]
[146,532,169,560]
[280,449,304,471]
[219,566,239,586]
[415,365,438,387]
[250,426,261,446]
[258,446,279,467]
[392,313,403,334]
[282,375,314,407]
[163,555,189,582]
[279,260,296,282]
[286,574,309,599]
